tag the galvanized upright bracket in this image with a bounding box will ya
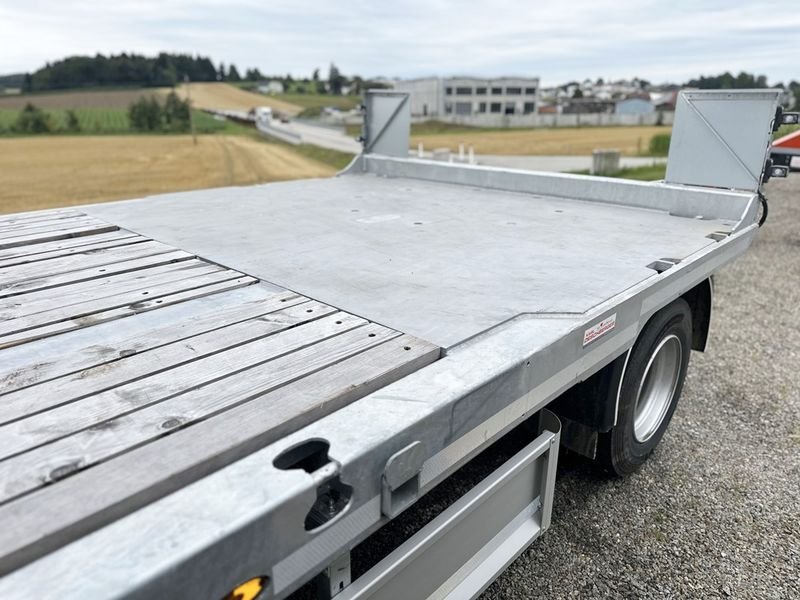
[362,90,411,158]
[665,89,781,192]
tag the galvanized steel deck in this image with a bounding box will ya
[83,169,740,348]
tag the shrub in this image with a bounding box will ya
[163,91,190,132]
[12,103,55,134]
[648,133,671,156]
[65,109,81,133]
[129,92,191,133]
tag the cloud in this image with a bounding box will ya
[1,0,797,84]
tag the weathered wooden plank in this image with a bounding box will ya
[0,269,250,339]
[0,234,144,268]
[0,216,100,236]
[0,223,120,251]
[0,209,84,227]
[0,275,257,349]
[0,310,359,441]
[0,334,438,574]
[0,288,299,394]
[0,250,194,298]
[0,299,332,426]
[0,230,139,262]
[0,240,179,287]
[0,260,218,321]
[0,320,396,502]
[0,217,106,240]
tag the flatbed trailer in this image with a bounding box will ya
[0,90,793,599]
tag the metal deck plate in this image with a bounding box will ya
[85,174,732,347]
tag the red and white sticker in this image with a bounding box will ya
[583,314,617,347]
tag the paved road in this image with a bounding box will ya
[267,119,362,154]
[345,177,799,599]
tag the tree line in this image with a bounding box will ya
[17,52,388,97]
[686,72,799,109]
[21,53,245,91]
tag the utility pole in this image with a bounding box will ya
[185,74,197,146]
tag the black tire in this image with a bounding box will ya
[597,298,692,476]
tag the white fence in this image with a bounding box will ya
[437,111,674,128]
[334,111,674,129]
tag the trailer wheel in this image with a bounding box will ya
[598,298,692,476]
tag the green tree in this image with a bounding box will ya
[163,90,190,132]
[328,63,344,95]
[65,109,81,133]
[648,133,671,156]
[129,96,163,131]
[218,62,226,81]
[12,103,55,134]
[228,65,241,82]
[245,68,263,81]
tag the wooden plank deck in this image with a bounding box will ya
[0,207,440,575]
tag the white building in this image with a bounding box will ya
[393,77,540,121]
[257,81,285,95]
[615,98,655,115]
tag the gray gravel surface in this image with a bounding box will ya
[480,176,800,599]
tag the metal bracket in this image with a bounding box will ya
[362,90,411,158]
[665,90,781,192]
[773,105,800,132]
[381,441,425,518]
[317,552,352,599]
[339,410,561,600]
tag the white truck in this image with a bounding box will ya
[0,90,794,600]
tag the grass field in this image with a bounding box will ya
[0,83,308,117]
[0,88,169,110]
[344,120,671,156]
[409,124,671,156]
[571,163,668,180]
[0,108,248,135]
[0,135,336,214]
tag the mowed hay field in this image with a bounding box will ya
[410,125,670,156]
[0,135,335,214]
[0,83,303,115]
[176,83,302,115]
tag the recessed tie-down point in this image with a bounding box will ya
[273,439,353,531]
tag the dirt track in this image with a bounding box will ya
[0,135,335,213]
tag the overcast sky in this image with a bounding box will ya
[1,0,798,85]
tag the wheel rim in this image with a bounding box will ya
[633,334,682,443]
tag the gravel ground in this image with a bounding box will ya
[480,176,800,599]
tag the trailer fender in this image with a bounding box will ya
[551,277,712,458]
[681,277,713,352]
